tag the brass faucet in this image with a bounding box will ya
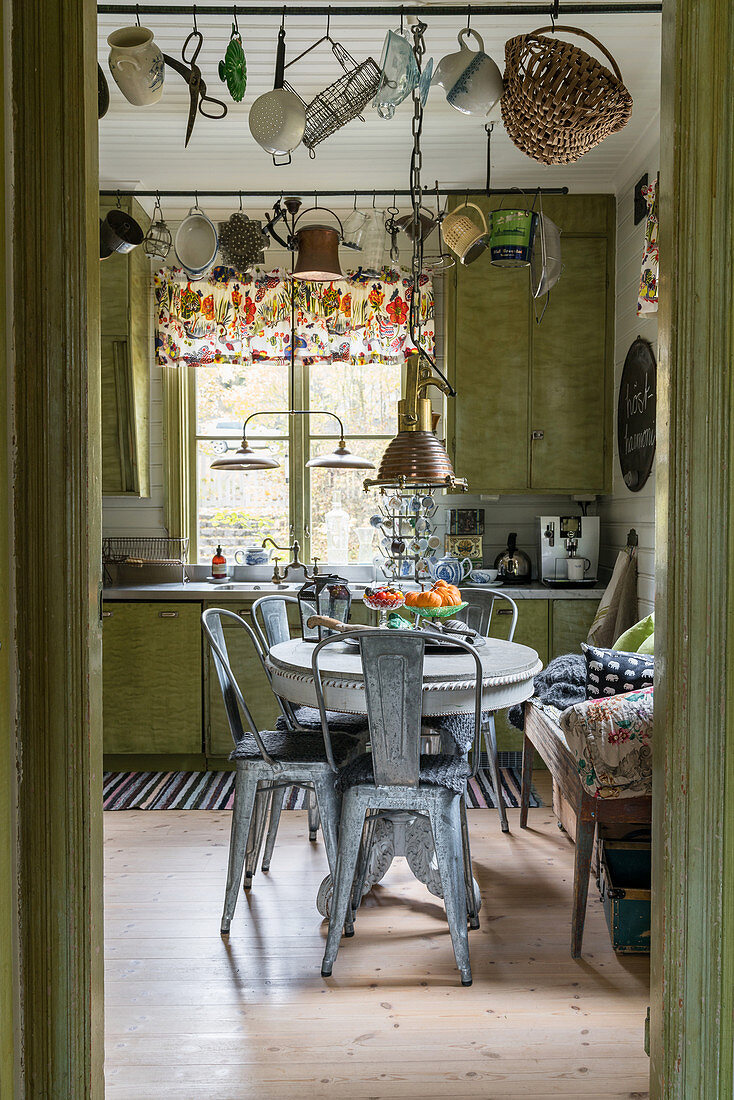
[261,537,317,583]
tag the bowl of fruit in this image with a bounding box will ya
[403,580,468,620]
[362,586,405,626]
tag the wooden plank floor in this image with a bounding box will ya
[104,781,650,1100]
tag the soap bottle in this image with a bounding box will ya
[211,544,227,579]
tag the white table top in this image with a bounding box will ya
[266,636,543,717]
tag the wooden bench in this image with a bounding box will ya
[519,701,652,957]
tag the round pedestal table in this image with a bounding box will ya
[266,636,542,914]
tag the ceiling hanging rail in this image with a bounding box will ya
[100,186,570,198]
[98,4,663,17]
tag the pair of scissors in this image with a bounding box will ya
[163,30,228,147]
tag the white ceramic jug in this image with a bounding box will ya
[107,26,165,106]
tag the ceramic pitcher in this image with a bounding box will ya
[107,26,165,106]
[428,555,472,586]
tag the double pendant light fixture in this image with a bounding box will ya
[210,409,375,472]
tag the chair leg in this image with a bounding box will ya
[484,716,509,833]
[221,769,258,934]
[321,791,366,978]
[428,795,472,986]
[351,811,378,917]
[571,811,596,958]
[261,786,286,872]
[308,788,321,842]
[519,731,534,829]
[459,794,480,929]
[244,784,271,888]
[312,776,340,877]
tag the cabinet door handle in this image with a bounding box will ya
[158,610,179,618]
[101,610,113,618]
[531,430,544,440]
[496,608,513,615]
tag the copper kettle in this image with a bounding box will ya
[494,532,532,585]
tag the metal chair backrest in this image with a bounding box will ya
[252,594,299,651]
[311,629,484,783]
[201,607,275,764]
[458,587,518,642]
[251,594,303,729]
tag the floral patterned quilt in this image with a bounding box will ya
[558,687,654,800]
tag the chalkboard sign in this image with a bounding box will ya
[618,337,656,492]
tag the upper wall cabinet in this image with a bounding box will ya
[99,195,150,496]
[446,194,615,495]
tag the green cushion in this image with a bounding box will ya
[613,614,655,653]
[637,632,655,655]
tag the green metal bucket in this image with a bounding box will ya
[490,209,537,267]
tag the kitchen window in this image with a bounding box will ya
[191,358,400,564]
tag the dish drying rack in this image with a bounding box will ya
[373,488,439,585]
[102,537,190,585]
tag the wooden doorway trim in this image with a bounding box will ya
[9,0,104,1094]
[653,0,734,1094]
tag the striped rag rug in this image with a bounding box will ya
[102,768,542,812]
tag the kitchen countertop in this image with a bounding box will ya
[102,581,606,602]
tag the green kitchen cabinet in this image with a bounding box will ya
[446,194,615,495]
[102,602,202,754]
[549,599,597,660]
[100,195,150,496]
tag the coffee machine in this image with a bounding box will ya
[538,515,600,587]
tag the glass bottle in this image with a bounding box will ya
[325,496,350,564]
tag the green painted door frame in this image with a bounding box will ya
[651,1,734,1095]
[5,0,103,1095]
[2,1,734,1097]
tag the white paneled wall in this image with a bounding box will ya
[598,120,660,615]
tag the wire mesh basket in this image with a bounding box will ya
[284,39,381,153]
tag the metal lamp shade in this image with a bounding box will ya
[292,225,343,281]
[210,440,280,471]
[371,429,458,486]
[298,575,351,641]
[306,443,375,470]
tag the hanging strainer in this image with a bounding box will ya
[218,210,267,269]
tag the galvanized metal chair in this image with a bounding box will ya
[425,588,519,833]
[251,595,368,869]
[201,607,362,934]
[313,629,483,986]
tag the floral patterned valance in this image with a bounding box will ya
[154,266,434,368]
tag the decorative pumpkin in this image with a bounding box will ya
[432,579,449,589]
[441,590,462,606]
[446,585,462,600]
[415,590,442,608]
[404,591,418,607]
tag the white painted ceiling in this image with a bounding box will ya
[98,1,661,216]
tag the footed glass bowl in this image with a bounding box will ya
[409,601,468,620]
[363,587,405,626]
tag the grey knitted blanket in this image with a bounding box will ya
[507,653,587,730]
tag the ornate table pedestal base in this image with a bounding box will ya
[316,810,481,918]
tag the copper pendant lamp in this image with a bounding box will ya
[365,354,467,491]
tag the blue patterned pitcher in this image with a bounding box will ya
[428,555,472,586]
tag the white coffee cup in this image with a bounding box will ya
[566,557,589,582]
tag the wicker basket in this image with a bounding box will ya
[501,25,633,165]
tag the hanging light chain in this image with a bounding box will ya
[409,19,427,352]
